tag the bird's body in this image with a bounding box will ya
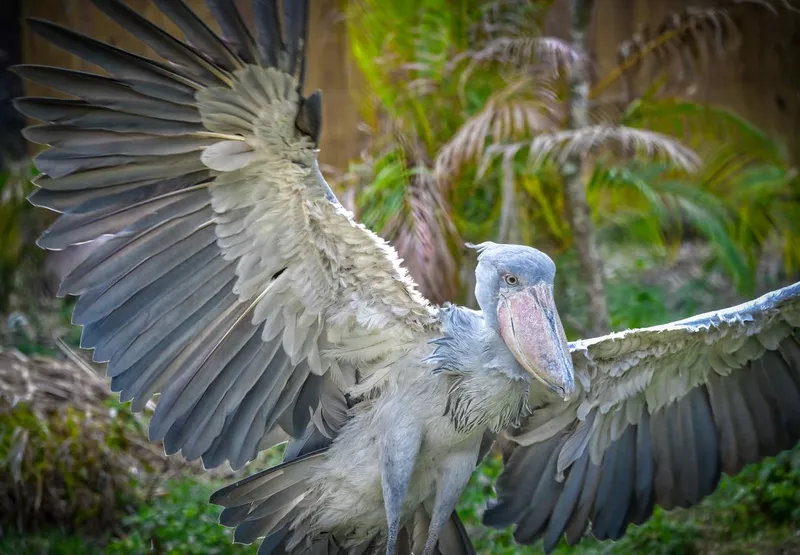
[304,375,480,543]
[16,1,800,554]
[217,305,533,552]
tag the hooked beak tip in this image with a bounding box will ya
[555,381,576,402]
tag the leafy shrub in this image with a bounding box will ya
[0,350,175,536]
[105,478,256,555]
[0,531,103,555]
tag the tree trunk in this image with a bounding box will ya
[498,155,521,244]
[563,0,610,336]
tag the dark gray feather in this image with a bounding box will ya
[12,65,201,122]
[512,433,567,544]
[677,393,700,506]
[34,149,141,179]
[206,0,258,64]
[725,373,760,467]
[244,481,308,521]
[25,18,200,92]
[99,255,232,370]
[649,403,675,509]
[542,450,589,552]
[111,287,237,408]
[761,348,800,441]
[690,386,721,501]
[593,425,635,540]
[56,170,210,216]
[204,351,294,470]
[563,459,602,546]
[283,426,334,462]
[28,169,208,214]
[179,335,285,460]
[296,90,322,144]
[629,413,654,525]
[706,373,740,475]
[23,125,214,155]
[292,374,322,436]
[258,361,313,451]
[482,432,564,527]
[33,151,202,191]
[200,341,292,469]
[88,251,233,362]
[89,0,227,86]
[152,0,242,70]
[16,98,204,135]
[282,0,308,78]
[211,449,325,506]
[738,365,778,455]
[61,204,212,296]
[153,303,264,449]
[70,221,216,321]
[162,323,266,457]
[252,0,280,67]
[256,529,289,555]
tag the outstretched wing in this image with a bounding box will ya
[17,0,436,471]
[486,282,800,551]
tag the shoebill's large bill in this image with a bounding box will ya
[15,1,800,554]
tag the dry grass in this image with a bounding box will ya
[0,348,184,536]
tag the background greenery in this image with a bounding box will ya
[2,0,800,554]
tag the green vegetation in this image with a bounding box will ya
[0,478,256,555]
[343,0,800,320]
[105,479,258,555]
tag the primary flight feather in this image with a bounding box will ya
[16,1,800,554]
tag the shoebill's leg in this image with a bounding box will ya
[381,425,422,555]
[421,443,480,555]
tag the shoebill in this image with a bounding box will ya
[15,1,800,554]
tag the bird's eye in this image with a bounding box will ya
[504,274,518,285]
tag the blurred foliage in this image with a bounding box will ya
[104,479,257,555]
[0,350,177,538]
[0,478,257,555]
[0,162,43,313]
[343,0,800,309]
[0,341,277,554]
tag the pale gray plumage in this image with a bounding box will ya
[17,2,800,555]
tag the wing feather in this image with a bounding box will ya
[486,282,800,551]
[12,65,202,122]
[20,0,436,475]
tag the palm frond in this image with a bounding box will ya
[469,0,553,42]
[589,163,753,288]
[454,36,583,83]
[622,98,788,164]
[354,144,461,304]
[482,125,700,175]
[390,165,461,304]
[435,77,560,183]
[593,1,795,100]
